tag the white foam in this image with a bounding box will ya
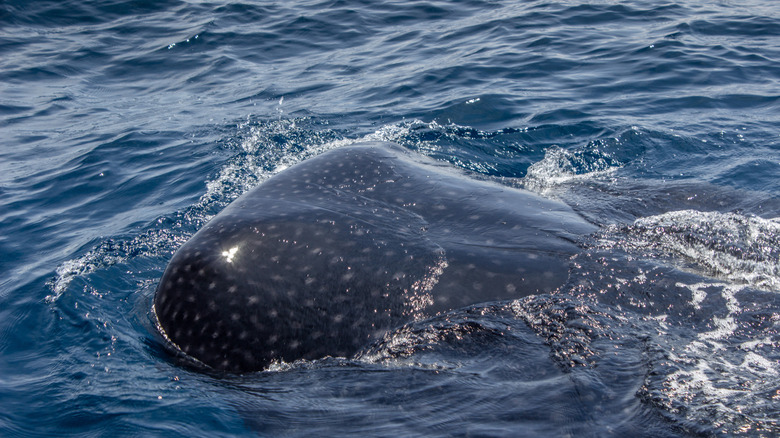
[522,146,619,194]
[680,281,707,310]
[655,281,780,432]
[610,210,780,292]
[46,228,187,303]
[46,255,115,303]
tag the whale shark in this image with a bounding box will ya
[154,142,597,372]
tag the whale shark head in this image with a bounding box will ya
[154,201,445,372]
[154,142,596,372]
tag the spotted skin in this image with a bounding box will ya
[154,142,597,372]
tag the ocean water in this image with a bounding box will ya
[1,0,779,436]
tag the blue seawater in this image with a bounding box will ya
[1,0,779,436]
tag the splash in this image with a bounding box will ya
[199,118,425,209]
[46,118,425,302]
[602,210,780,291]
[45,227,187,303]
[522,145,620,194]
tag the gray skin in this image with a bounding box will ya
[154,142,597,372]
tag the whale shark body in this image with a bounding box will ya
[154,142,596,372]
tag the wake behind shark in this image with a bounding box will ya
[154,142,597,372]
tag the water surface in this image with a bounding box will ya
[1,0,779,436]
